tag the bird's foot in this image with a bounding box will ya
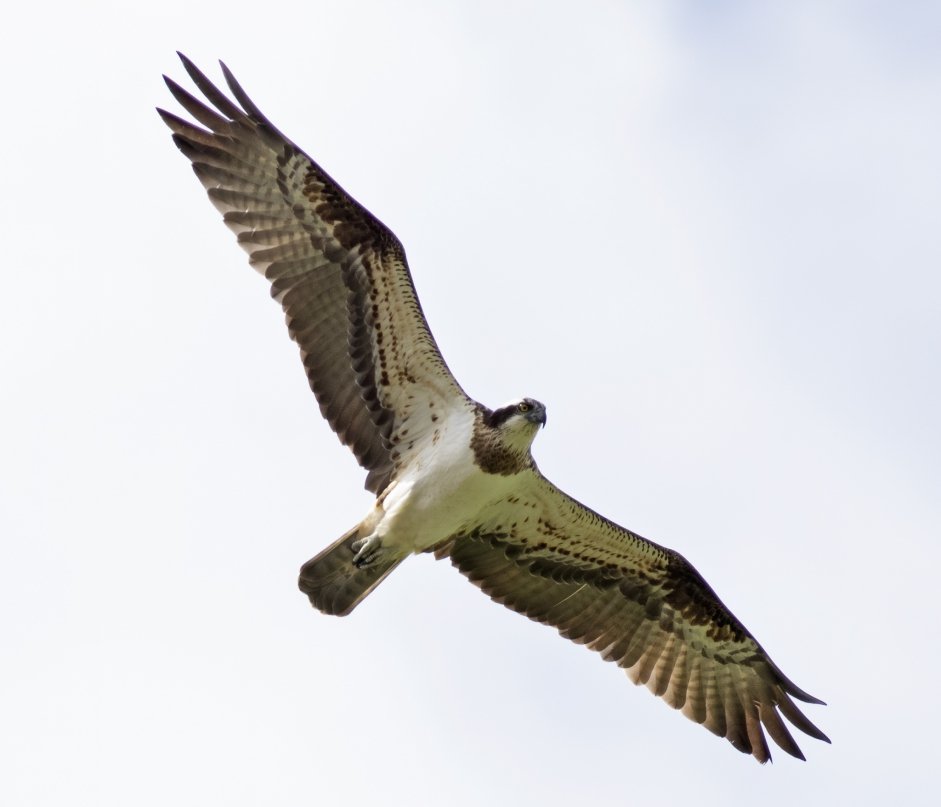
[351,534,384,568]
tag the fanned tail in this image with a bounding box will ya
[299,526,404,616]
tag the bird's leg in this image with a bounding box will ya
[351,533,385,568]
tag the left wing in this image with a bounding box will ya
[158,55,473,494]
[434,470,829,763]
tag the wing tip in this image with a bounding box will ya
[786,682,827,706]
[176,50,200,80]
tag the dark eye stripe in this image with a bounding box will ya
[487,405,519,428]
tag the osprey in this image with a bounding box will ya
[159,54,829,763]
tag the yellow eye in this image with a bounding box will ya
[518,401,531,413]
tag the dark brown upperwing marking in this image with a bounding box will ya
[659,552,750,644]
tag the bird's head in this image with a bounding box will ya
[487,397,547,450]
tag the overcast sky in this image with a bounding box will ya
[3,2,940,804]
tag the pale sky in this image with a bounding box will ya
[3,2,940,805]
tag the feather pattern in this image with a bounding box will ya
[434,469,830,762]
[158,54,469,493]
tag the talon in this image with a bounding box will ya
[352,535,383,568]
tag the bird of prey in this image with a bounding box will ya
[159,54,829,763]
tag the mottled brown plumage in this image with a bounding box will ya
[432,470,828,762]
[470,406,537,475]
[160,54,465,494]
[159,55,829,763]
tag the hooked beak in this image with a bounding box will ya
[526,407,547,428]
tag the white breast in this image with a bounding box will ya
[370,407,515,554]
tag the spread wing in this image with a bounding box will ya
[434,471,830,763]
[158,55,470,493]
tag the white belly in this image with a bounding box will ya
[365,411,514,554]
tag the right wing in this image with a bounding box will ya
[435,469,830,762]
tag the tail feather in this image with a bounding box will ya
[298,526,404,616]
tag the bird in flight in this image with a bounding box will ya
[159,54,829,763]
